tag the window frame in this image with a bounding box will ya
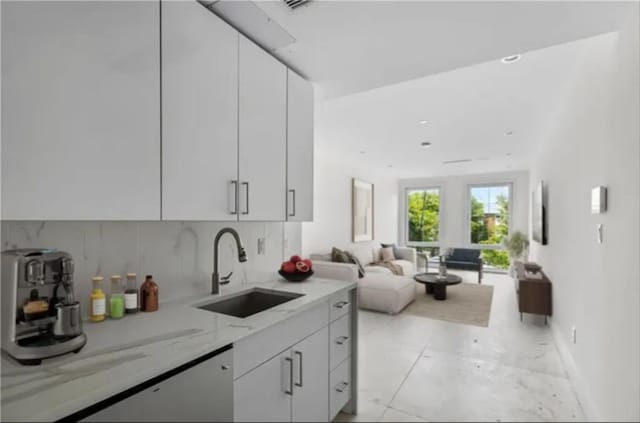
[404,186,443,248]
[466,182,513,250]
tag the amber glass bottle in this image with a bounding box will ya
[140,275,159,312]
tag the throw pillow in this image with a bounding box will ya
[331,247,350,263]
[381,243,400,259]
[344,251,366,278]
[380,246,395,262]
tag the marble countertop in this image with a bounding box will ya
[0,277,356,422]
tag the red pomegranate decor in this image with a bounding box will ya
[295,261,310,273]
[279,255,314,282]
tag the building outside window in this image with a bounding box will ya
[468,184,512,270]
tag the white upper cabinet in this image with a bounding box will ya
[1,1,160,220]
[161,1,239,221]
[238,36,287,221]
[286,70,314,222]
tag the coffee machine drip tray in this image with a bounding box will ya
[6,334,87,365]
[17,333,79,348]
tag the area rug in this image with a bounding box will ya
[404,282,494,327]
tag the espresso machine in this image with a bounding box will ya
[1,249,87,365]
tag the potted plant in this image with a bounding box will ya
[502,231,530,276]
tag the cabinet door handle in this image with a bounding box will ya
[335,381,349,393]
[229,181,238,215]
[334,301,349,309]
[294,350,303,387]
[335,336,349,345]
[241,182,249,215]
[284,356,293,395]
[288,189,296,217]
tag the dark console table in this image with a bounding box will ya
[514,261,552,324]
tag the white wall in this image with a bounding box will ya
[528,9,639,422]
[398,170,530,251]
[301,156,398,255]
[1,221,286,319]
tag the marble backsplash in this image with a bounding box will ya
[1,221,300,318]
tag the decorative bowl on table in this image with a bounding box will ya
[278,269,314,282]
[279,255,314,282]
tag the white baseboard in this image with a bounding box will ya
[549,319,602,422]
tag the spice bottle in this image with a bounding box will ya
[109,275,125,319]
[90,276,106,322]
[140,274,159,312]
[124,273,139,314]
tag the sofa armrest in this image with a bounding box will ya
[312,261,358,283]
[395,247,417,266]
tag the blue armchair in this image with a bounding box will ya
[444,248,483,284]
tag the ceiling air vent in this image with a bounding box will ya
[283,0,311,10]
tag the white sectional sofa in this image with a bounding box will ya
[311,241,417,314]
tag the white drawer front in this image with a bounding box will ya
[329,358,351,421]
[330,313,351,371]
[329,290,351,322]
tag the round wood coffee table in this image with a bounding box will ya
[414,272,463,301]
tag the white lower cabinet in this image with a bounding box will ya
[330,358,352,421]
[234,349,293,422]
[291,327,330,422]
[233,290,356,422]
[234,327,329,422]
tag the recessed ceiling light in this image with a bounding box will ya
[501,54,521,64]
[387,165,393,168]
[360,150,366,154]
[421,142,432,148]
[419,120,428,125]
[504,131,513,136]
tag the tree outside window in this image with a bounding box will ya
[469,185,511,269]
[407,188,440,256]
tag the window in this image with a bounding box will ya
[468,184,512,269]
[406,188,441,248]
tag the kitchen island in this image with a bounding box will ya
[0,277,357,422]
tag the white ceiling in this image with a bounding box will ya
[314,33,618,178]
[209,1,633,178]
[249,0,632,99]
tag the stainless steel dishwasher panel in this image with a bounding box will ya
[81,346,233,422]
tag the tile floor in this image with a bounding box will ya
[336,270,584,422]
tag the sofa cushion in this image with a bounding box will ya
[358,273,416,314]
[344,251,366,278]
[331,247,350,263]
[364,265,393,275]
[349,245,375,266]
[381,243,400,259]
[310,253,331,262]
[391,259,414,276]
[381,247,395,262]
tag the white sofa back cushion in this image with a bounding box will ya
[349,246,372,266]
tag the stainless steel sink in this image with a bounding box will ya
[196,288,304,318]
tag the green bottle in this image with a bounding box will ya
[109,275,125,319]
